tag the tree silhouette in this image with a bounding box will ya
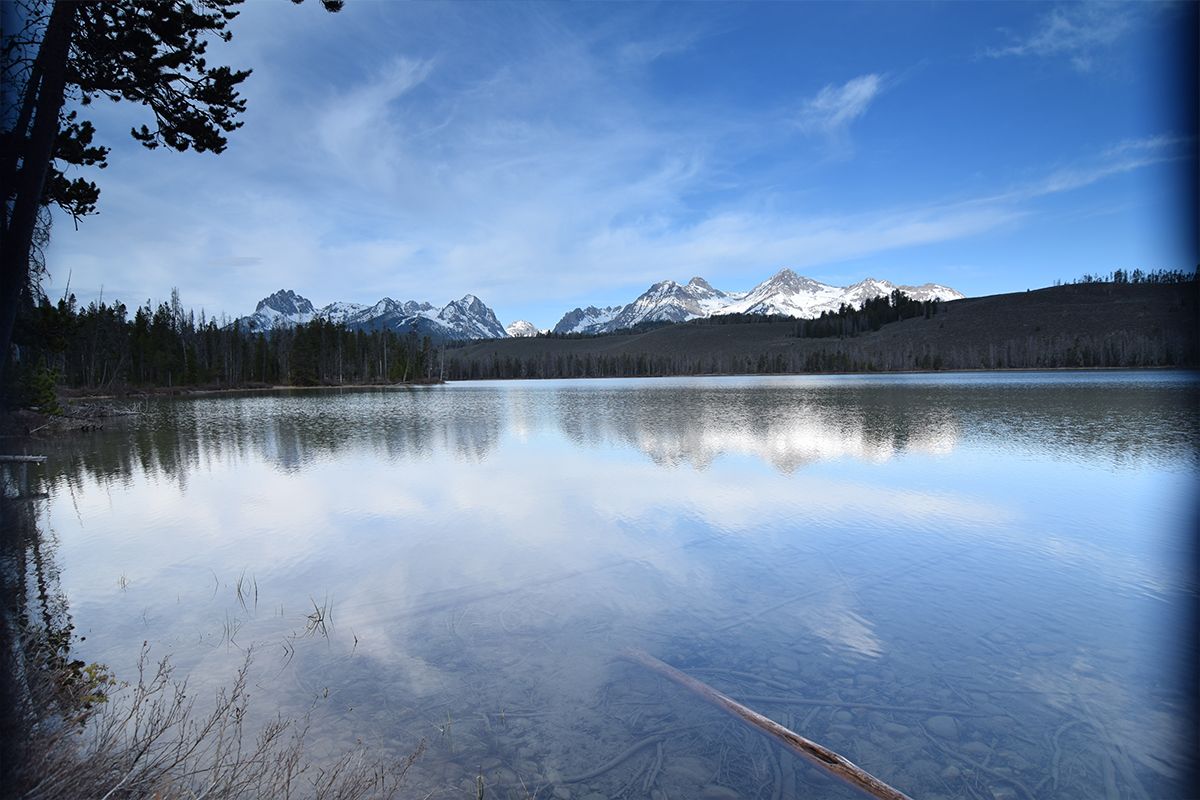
[0,0,341,386]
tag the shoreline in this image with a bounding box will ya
[0,366,1184,431]
[4,365,1195,437]
[58,379,446,402]
[435,364,1198,383]
[43,363,1200,399]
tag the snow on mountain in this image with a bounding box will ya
[437,294,507,340]
[334,298,439,333]
[896,283,965,303]
[833,278,961,312]
[717,270,965,320]
[836,277,902,313]
[343,295,501,340]
[236,269,965,342]
[316,301,367,326]
[600,277,739,332]
[237,291,506,341]
[552,305,624,335]
[560,269,965,335]
[718,269,843,318]
[505,320,540,338]
[688,276,746,313]
[236,290,317,332]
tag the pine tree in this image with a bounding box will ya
[1,0,342,385]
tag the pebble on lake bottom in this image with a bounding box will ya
[925,714,959,740]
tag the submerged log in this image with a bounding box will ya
[621,648,914,800]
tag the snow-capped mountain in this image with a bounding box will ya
[722,271,964,318]
[719,270,843,317]
[831,277,963,314]
[505,320,541,338]
[552,305,624,335]
[892,282,963,303]
[238,268,964,342]
[236,290,316,332]
[553,269,965,335]
[317,301,367,326]
[236,291,507,341]
[334,298,438,333]
[437,295,506,340]
[601,277,741,333]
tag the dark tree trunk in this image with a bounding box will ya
[1,0,75,388]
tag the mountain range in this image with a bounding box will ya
[236,269,964,341]
[550,270,963,334]
[236,290,506,341]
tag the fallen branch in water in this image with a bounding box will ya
[621,648,914,800]
[736,694,989,717]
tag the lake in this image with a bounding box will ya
[19,371,1200,798]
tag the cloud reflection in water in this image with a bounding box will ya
[32,373,1197,798]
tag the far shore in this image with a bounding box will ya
[59,379,446,402]
[2,365,1194,443]
[45,362,1200,402]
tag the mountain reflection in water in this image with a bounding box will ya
[26,372,1199,800]
[41,374,1197,485]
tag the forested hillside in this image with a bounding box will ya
[444,281,1198,380]
[4,278,1195,407]
[7,294,440,407]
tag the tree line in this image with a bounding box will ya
[1054,267,1196,286]
[795,290,941,339]
[442,327,1192,382]
[5,272,1195,409]
[5,290,439,409]
[2,0,344,387]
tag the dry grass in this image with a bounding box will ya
[8,639,423,800]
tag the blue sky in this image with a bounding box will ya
[42,1,1196,330]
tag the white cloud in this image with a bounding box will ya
[314,57,434,187]
[796,74,883,136]
[985,3,1139,71]
[36,4,1185,327]
[42,117,1174,322]
[617,30,699,66]
[980,134,1188,203]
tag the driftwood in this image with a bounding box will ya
[622,648,914,800]
[737,694,989,717]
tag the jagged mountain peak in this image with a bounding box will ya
[237,290,508,341]
[437,295,506,339]
[552,305,623,335]
[763,268,830,292]
[847,277,893,291]
[256,289,314,316]
[449,294,488,312]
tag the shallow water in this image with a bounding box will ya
[24,371,1200,798]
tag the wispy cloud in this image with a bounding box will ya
[617,30,699,66]
[796,74,884,137]
[984,3,1139,72]
[982,135,1189,203]
[37,3,1187,325]
[315,57,434,186]
[1102,134,1190,160]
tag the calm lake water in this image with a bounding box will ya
[23,371,1200,798]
